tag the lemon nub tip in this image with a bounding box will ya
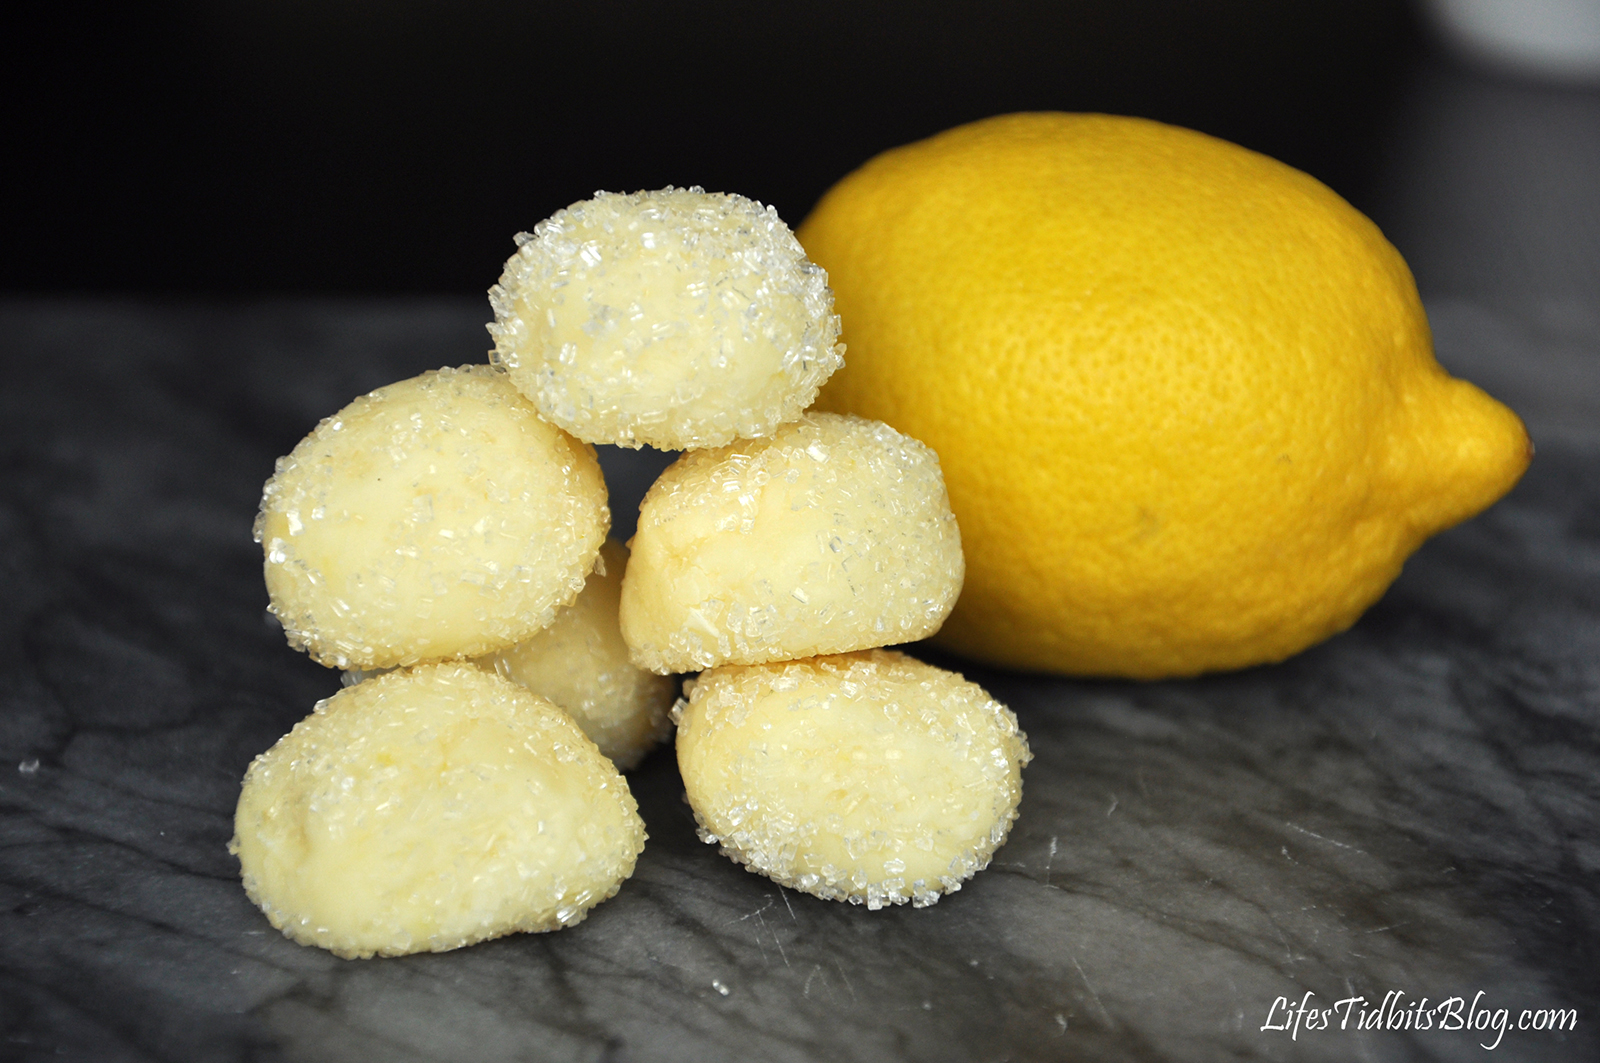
[1402,376,1531,538]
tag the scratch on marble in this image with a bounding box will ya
[724,899,781,966]
[803,964,836,1003]
[833,960,857,1004]
[1359,921,1412,935]
[1270,920,1297,964]
[777,885,796,923]
[1105,794,1119,817]
[1043,835,1058,887]
[751,915,769,965]
[1285,821,1367,854]
[1054,1013,1068,1034]
[726,899,775,926]
[1069,953,1113,1029]
[756,908,790,968]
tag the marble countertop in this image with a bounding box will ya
[5,66,1599,1063]
[2,290,1594,1063]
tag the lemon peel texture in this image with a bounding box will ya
[800,112,1532,678]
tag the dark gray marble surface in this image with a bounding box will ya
[5,67,1600,1063]
[1,292,1594,1063]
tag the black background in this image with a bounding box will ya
[9,0,1427,296]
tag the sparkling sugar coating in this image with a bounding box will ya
[255,365,610,670]
[675,650,1030,909]
[229,663,646,958]
[620,413,964,673]
[486,187,844,450]
[477,539,676,770]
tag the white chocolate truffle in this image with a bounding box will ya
[621,413,964,673]
[478,539,676,770]
[256,365,609,670]
[676,650,1030,909]
[486,187,844,450]
[230,663,646,958]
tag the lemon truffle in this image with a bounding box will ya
[486,187,844,450]
[230,663,646,958]
[675,650,1030,909]
[477,539,676,770]
[620,413,964,672]
[256,365,609,670]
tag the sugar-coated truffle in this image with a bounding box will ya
[230,663,646,958]
[478,539,676,770]
[675,650,1030,909]
[621,413,964,672]
[487,187,844,450]
[256,365,609,669]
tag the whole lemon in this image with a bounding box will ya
[798,112,1531,678]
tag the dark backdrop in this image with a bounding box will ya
[9,0,1424,295]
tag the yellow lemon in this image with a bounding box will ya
[798,112,1531,679]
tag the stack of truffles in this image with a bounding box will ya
[233,188,1032,960]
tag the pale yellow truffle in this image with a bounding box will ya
[486,187,844,450]
[230,663,646,958]
[621,412,964,672]
[256,365,610,670]
[676,650,1030,909]
[477,539,676,770]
